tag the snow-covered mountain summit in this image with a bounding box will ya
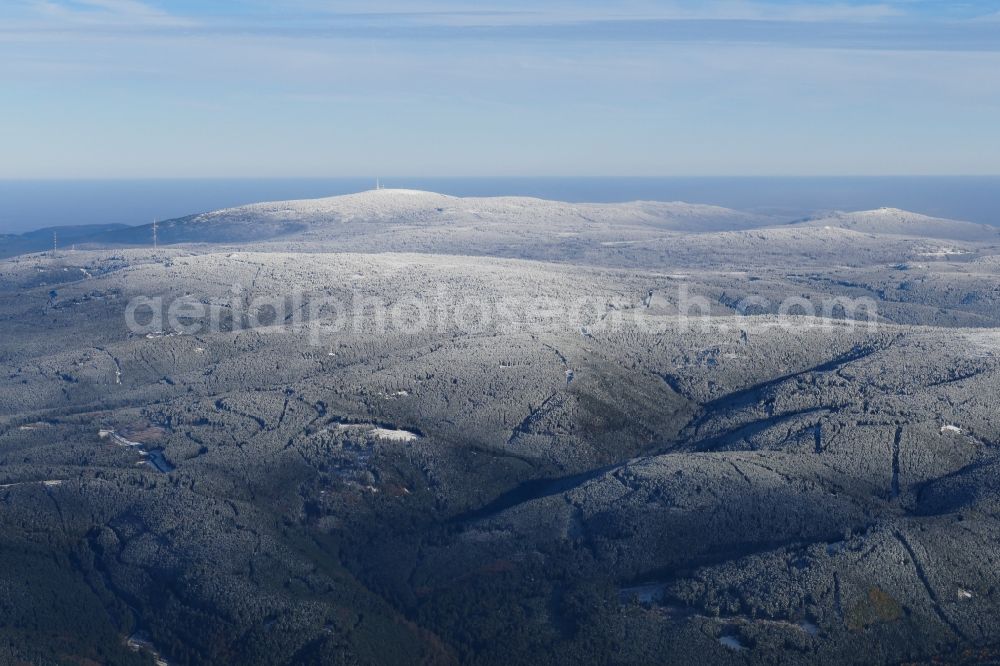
[172,188,778,234]
[87,188,780,249]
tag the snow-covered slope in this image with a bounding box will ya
[792,208,1000,242]
[91,188,779,248]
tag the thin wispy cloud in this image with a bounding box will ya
[0,0,922,26]
[224,0,1000,24]
[6,1,1000,54]
[26,0,195,27]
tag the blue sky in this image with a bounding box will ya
[1,0,999,178]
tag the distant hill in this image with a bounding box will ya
[0,223,130,258]
[791,208,1000,242]
[5,194,996,264]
